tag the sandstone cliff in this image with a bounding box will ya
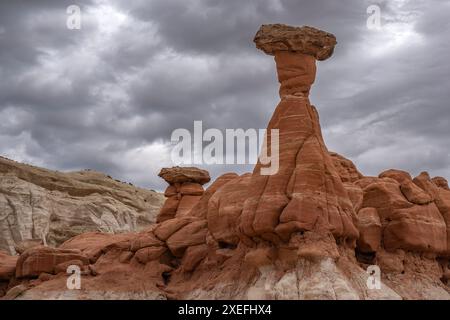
[0,156,165,255]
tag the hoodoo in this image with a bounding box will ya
[157,167,210,222]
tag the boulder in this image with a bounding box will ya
[189,173,239,219]
[166,220,208,257]
[383,203,447,253]
[156,167,210,222]
[413,172,450,254]
[16,246,89,278]
[379,169,412,184]
[244,247,276,268]
[54,259,85,274]
[400,182,433,205]
[59,232,134,264]
[0,156,164,255]
[179,183,204,196]
[207,174,252,245]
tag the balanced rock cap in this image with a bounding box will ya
[158,167,211,185]
[254,24,337,60]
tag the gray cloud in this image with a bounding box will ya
[0,0,449,191]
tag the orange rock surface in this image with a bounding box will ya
[157,167,211,222]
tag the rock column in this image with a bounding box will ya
[239,25,359,244]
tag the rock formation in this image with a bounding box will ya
[254,24,336,60]
[239,24,359,245]
[0,24,449,300]
[355,170,448,255]
[0,250,17,296]
[0,156,165,255]
[156,167,210,222]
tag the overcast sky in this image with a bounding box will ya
[0,0,449,191]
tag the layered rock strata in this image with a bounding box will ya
[156,167,210,222]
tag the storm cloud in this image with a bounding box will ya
[0,0,449,191]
